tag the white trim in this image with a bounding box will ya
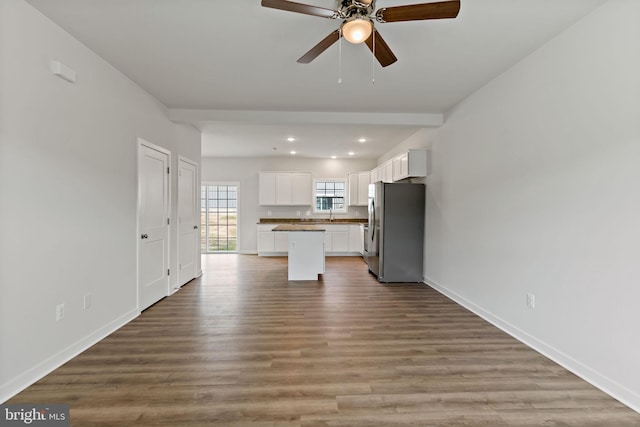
[0,309,139,403]
[201,181,240,253]
[423,276,640,414]
[313,177,348,214]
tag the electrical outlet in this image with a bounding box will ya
[306,211,311,216]
[267,210,272,217]
[84,293,92,310]
[56,303,65,321]
[296,211,301,217]
[526,293,535,309]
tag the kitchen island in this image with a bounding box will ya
[272,224,325,281]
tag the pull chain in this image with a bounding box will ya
[372,27,375,85]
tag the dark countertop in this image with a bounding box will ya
[258,218,366,224]
[272,224,326,232]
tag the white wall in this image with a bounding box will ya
[0,0,200,401]
[376,128,436,165]
[201,157,375,253]
[419,0,640,411]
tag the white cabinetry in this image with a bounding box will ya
[324,225,349,253]
[274,231,289,252]
[275,173,292,205]
[257,224,291,255]
[371,160,393,183]
[348,171,370,206]
[291,173,312,205]
[370,167,379,184]
[259,172,312,206]
[259,173,277,205]
[392,149,428,181]
[348,224,364,254]
[382,160,393,183]
[257,224,277,253]
[258,223,365,256]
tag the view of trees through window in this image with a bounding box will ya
[201,184,237,252]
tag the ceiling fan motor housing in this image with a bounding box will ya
[337,0,375,19]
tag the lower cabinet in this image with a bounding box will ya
[349,224,364,254]
[324,226,349,253]
[274,232,289,252]
[257,223,365,256]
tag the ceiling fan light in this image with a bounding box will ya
[342,18,373,44]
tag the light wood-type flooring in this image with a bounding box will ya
[8,255,640,426]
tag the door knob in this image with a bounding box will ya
[193,225,198,229]
[141,234,148,239]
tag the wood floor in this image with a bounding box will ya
[8,255,640,426]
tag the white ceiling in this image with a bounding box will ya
[25,0,607,159]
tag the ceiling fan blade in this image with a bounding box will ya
[297,29,341,64]
[261,0,338,19]
[364,29,398,67]
[376,0,460,23]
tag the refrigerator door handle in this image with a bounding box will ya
[370,200,375,241]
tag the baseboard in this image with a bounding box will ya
[0,308,139,403]
[238,250,257,255]
[422,276,640,414]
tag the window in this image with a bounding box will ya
[314,179,346,213]
[201,184,238,252]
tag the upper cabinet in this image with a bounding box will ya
[259,172,277,205]
[382,159,393,183]
[372,159,393,183]
[291,173,312,205]
[348,171,370,206]
[392,149,428,181]
[259,172,312,206]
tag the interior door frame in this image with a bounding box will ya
[177,155,200,287]
[136,137,171,310]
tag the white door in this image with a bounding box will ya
[177,157,198,286]
[138,140,170,310]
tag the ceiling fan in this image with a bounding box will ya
[261,0,460,67]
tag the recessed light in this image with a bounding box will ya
[287,137,295,142]
[331,155,337,159]
[348,151,355,156]
[358,138,367,143]
[290,150,296,155]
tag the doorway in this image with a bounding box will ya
[201,183,238,253]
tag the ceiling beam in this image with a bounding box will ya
[168,109,444,128]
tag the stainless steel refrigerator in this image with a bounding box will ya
[366,182,425,282]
